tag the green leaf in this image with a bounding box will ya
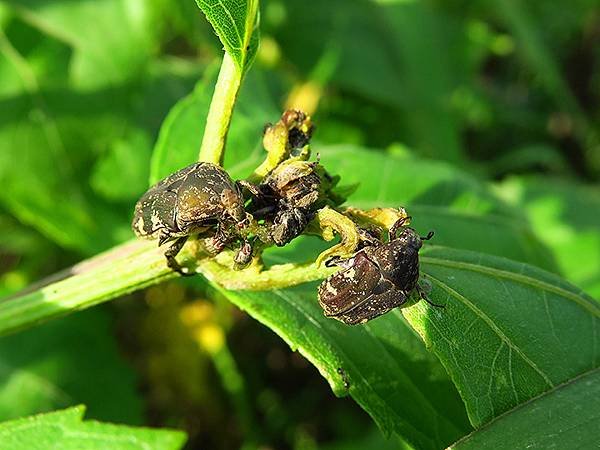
[406,247,599,425]
[0,309,143,424]
[220,246,599,448]
[316,146,556,272]
[0,406,186,450]
[450,367,600,449]
[224,283,471,449]
[194,0,259,74]
[91,130,152,201]
[495,176,600,298]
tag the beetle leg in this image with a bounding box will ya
[345,207,410,236]
[389,216,412,240]
[416,283,444,308]
[420,231,435,241]
[164,236,193,276]
[324,255,355,269]
[157,230,172,247]
[236,180,262,198]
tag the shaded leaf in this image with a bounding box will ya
[0,406,186,450]
[5,0,158,87]
[225,284,471,450]
[0,309,143,425]
[316,146,557,272]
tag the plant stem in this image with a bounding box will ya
[198,52,242,165]
[0,239,334,337]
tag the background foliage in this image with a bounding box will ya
[0,0,599,449]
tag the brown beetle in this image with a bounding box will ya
[132,162,247,274]
[318,219,436,325]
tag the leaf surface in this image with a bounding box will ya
[0,406,186,450]
[0,309,143,424]
[194,0,259,73]
[451,367,600,450]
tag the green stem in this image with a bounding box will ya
[198,52,242,165]
[0,239,334,337]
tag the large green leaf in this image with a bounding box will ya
[0,406,186,450]
[408,247,598,425]
[193,0,259,74]
[225,283,470,449]
[451,367,600,449]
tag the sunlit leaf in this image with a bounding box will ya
[194,0,259,74]
[495,176,600,299]
[0,406,186,450]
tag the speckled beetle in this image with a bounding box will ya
[248,160,339,246]
[318,218,437,324]
[132,162,247,274]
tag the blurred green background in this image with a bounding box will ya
[0,0,599,448]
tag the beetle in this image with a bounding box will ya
[318,218,437,325]
[132,162,247,274]
[247,160,339,246]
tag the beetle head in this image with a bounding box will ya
[393,226,423,251]
[220,188,246,224]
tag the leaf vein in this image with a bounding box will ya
[422,257,599,318]
[426,273,556,389]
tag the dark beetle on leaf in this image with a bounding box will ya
[318,219,438,325]
[132,162,247,275]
